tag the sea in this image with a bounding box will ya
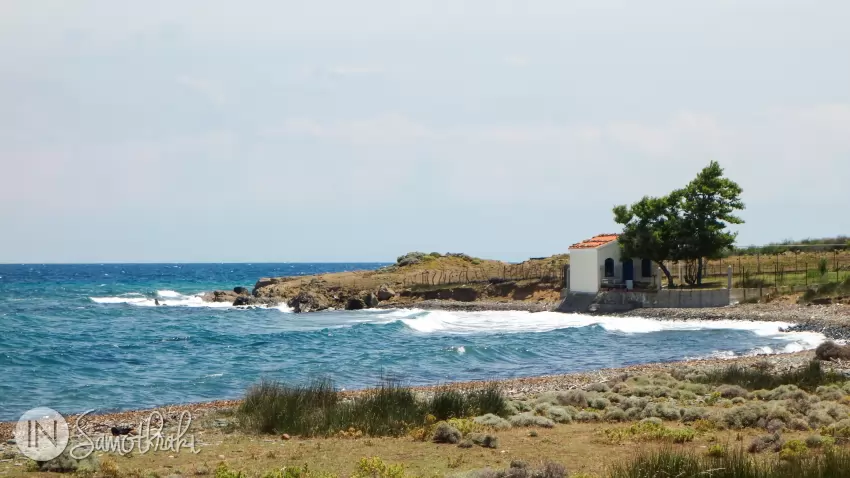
[0,263,826,422]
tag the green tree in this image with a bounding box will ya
[613,193,683,288]
[613,161,744,288]
[676,161,745,285]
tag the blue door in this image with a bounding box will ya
[623,259,634,282]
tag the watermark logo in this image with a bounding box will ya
[70,410,199,459]
[14,407,70,461]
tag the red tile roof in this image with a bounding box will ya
[569,234,619,249]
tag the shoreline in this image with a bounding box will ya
[2,349,843,441]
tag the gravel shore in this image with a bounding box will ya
[3,350,847,442]
[616,303,850,340]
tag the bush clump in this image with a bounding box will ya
[611,447,850,478]
[748,433,784,453]
[239,378,506,437]
[717,384,750,399]
[508,413,555,428]
[473,414,512,430]
[641,402,682,421]
[432,422,462,444]
[467,432,499,449]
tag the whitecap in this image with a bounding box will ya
[157,290,182,298]
[390,309,826,351]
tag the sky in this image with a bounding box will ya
[1,0,848,263]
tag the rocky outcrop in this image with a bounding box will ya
[377,285,396,301]
[363,292,379,308]
[287,291,331,313]
[233,287,250,295]
[206,290,240,303]
[233,296,277,307]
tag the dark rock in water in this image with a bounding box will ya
[233,296,251,306]
[363,292,379,308]
[287,290,331,313]
[346,297,366,310]
[208,290,238,303]
[377,285,396,301]
[233,287,250,295]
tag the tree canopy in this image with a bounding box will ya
[613,161,744,287]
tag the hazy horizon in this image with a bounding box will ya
[2,1,848,263]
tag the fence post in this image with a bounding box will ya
[727,265,733,290]
[805,263,807,286]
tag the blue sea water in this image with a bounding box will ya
[0,263,825,422]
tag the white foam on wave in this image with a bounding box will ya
[91,292,232,308]
[91,291,294,312]
[390,309,825,353]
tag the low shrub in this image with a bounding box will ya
[587,383,610,393]
[748,433,784,453]
[574,411,601,422]
[587,395,610,410]
[706,444,727,457]
[717,384,750,399]
[779,440,809,461]
[641,402,681,421]
[611,447,850,478]
[35,448,99,473]
[604,408,627,422]
[618,396,649,411]
[545,407,573,424]
[353,457,405,478]
[601,421,695,444]
[546,390,588,408]
[681,407,709,423]
[431,383,509,419]
[240,378,506,437]
[473,414,512,430]
[722,403,767,429]
[460,460,566,478]
[508,413,555,428]
[446,417,483,435]
[467,432,499,449]
[695,360,844,392]
[816,385,845,401]
[432,422,462,444]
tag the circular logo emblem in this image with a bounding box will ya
[14,407,69,461]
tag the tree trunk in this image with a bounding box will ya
[697,257,704,286]
[656,262,674,288]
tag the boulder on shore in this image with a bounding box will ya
[287,290,331,313]
[363,292,379,308]
[377,285,396,301]
[233,286,250,295]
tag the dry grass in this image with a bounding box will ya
[0,423,803,478]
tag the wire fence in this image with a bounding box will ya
[286,263,569,291]
[662,251,850,289]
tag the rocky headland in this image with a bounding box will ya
[201,252,566,313]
